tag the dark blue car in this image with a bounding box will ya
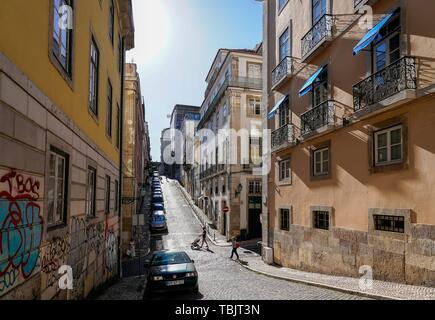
[153,203,165,211]
[152,194,164,203]
[145,251,198,295]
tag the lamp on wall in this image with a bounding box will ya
[235,183,243,198]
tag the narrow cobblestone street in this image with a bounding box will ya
[97,179,369,300]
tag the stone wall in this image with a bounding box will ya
[273,222,435,287]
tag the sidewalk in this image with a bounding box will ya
[175,181,231,247]
[237,251,435,300]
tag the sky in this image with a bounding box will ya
[126,0,263,161]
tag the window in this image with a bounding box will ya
[280,209,290,231]
[248,96,261,116]
[374,215,405,233]
[223,103,228,118]
[312,0,327,25]
[118,34,123,74]
[313,147,329,176]
[313,67,328,107]
[105,175,111,215]
[247,63,262,79]
[109,0,115,45]
[116,104,120,148]
[313,211,329,230]
[106,80,113,137]
[279,159,291,182]
[250,137,263,165]
[89,37,100,116]
[249,181,262,194]
[279,28,290,63]
[114,180,119,212]
[373,11,401,72]
[47,147,69,226]
[52,0,73,76]
[374,125,403,166]
[86,167,97,217]
[278,100,290,128]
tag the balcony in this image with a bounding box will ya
[271,124,296,152]
[301,15,334,61]
[198,76,262,129]
[200,164,227,180]
[353,57,417,113]
[301,100,335,136]
[271,57,294,90]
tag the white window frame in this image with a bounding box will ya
[279,159,291,182]
[374,125,403,166]
[313,147,329,176]
[47,150,67,226]
[248,96,261,116]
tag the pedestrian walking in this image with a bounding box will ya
[200,227,209,250]
[230,237,240,260]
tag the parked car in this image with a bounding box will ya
[152,195,164,204]
[153,203,165,212]
[145,250,198,295]
[150,211,167,232]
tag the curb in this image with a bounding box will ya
[236,260,399,300]
[175,182,231,247]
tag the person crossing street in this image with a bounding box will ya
[230,237,240,260]
[200,226,209,250]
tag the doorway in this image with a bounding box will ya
[248,196,262,239]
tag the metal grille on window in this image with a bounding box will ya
[313,210,329,230]
[281,209,290,231]
[374,215,405,233]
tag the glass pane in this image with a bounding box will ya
[390,128,402,145]
[322,149,329,161]
[56,199,63,222]
[48,177,56,201]
[377,132,388,148]
[375,43,387,71]
[377,147,388,163]
[315,162,321,174]
[57,179,64,199]
[57,157,65,179]
[47,200,54,224]
[391,145,402,161]
[49,154,56,176]
[315,151,321,163]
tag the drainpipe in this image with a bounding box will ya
[118,37,126,279]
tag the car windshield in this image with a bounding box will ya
[151,252,191,266]
[153,215,165,222]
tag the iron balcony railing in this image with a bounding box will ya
[301,14,333,60]
[354,0,365,9]
[353,56,417,112]
[200,164,226,180]
[272,56,294,89]
[271,124,296,151]
[301,100,335,136]
[199,76,262,129]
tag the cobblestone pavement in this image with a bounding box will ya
[143,179,368,300]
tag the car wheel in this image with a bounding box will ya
[192,285,199,294]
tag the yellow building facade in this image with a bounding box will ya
[263,0,435,286]
[0,0,134,299]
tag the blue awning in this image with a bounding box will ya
[267,95,288,120]
[298,65,326,97]
[353,9,399,56]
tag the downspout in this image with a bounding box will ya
[118,36,125,279]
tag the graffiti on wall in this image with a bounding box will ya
[0,169,43,297]
[40,234,71,293]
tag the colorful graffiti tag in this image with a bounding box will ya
[0,169,43,296]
